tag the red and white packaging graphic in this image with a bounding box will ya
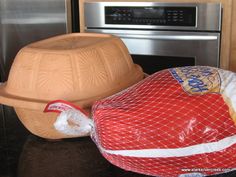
[91,66,236,177]
[44,99,89,116]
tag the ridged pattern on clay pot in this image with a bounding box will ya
[0,33,143,110]
[0,33,144,139]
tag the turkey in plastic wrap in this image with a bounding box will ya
[91,66,236,177]
[45,66,236,177]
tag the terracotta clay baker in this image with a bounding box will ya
[0,33,144,139]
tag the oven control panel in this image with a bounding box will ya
[105,6,196,26]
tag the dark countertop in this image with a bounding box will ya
[0,106,236,177]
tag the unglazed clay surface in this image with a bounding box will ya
[0,33,143,109]
[0,33,144,139]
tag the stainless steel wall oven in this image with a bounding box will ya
[84,2,222,74]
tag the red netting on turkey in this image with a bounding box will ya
[91,66,236,177]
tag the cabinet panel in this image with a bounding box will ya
[230,0,236,71]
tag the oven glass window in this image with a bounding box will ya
[132,55,195,74]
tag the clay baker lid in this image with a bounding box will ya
[0,33,143,110]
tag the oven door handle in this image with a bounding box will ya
[114,34,218,41]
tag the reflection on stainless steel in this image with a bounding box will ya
[84,2,221,74]
[106,34,218,40]
[86,29,220,67]
[0,0,71,175]
[0,0,69,81]
[1,14,66,24]
[18,136,113,177]
[84,2,221,31]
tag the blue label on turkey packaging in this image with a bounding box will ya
[169,66,221,94]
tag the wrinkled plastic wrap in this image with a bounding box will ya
[44,100,93,137]
[91,66,236,177]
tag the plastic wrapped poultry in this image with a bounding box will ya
[46,66,236,177]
